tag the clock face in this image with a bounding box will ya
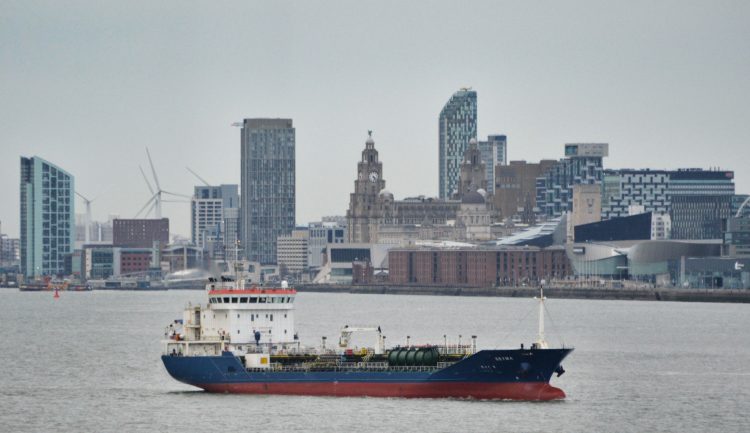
[369,172,379,182]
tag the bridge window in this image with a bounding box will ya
[249,297,257,303]
[259,297,267,303]
[240,297,248,303]
[231,297,238,303]
[270,314,273,322]
[223,297,230,303]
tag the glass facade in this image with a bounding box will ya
[439,89,477,199]
[668,170,734,240]
[478,135,507,195]
[537,152,606,218]
[20,157,75,277]
[240,119,295,264]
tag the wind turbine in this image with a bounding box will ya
[75,191,95,244]
[135,148,191,218]
[186,166,211,187]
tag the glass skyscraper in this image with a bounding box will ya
[439,89,477,199]
[240,118,295,264]
[478,134,507,195]
[20,156,75,278]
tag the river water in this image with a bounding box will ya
[0,290,747,432]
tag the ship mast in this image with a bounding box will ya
[535,287,549,349]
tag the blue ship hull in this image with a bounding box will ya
[162,348,572,400]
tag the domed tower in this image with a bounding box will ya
[457,138,487,199]
[346,131,386,243]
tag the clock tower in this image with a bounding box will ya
[346,131,386,243]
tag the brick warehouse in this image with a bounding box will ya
[388,247,571,287]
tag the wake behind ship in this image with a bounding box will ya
[161,278,572,400]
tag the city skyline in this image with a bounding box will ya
[2,1,750,237]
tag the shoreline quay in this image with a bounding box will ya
[296,284,750,304]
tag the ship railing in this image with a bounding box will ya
[245,363,444,373]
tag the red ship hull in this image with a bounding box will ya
[198,381,566,400]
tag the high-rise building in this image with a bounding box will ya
[191,184,239,259]
[240,118,296,264]
[113,218,169,248]
[20,157,75,278]
[669,169,734,239]
[439,88,477,199]
[478,135,507,195]
[537,143,608,218]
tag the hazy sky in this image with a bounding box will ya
[2,0,749,238]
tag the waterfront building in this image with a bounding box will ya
[312,242,392,284]
[493,160,557,223]
[346,133,462,244]
[388,246,570,287]
[20,156,75,278]
[439,88,477,199]
[601,169,670,219]
[478,135,507,195]
[276,228,309,274]
[113,218,169,248]
[668,169,734,239]
[191,184,239,259]
[0,222,20,266]
[457,192,492,241]
[723,216,750,257]
[308,221,346,269]
[537,143,608,218]
[240,118,296,264]
[346,132,386,243]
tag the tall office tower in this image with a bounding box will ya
[537,143,608,218]
[478,135,507,195]
[20,156,75,278]
[439,88,477,199]
[240,118,296,264]
[190,184,239,259]
[669,169,734,239]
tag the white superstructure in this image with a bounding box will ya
[165,279,298,357]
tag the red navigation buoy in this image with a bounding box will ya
[53,288,60,299]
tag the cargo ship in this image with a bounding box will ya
[161,278,572,400]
